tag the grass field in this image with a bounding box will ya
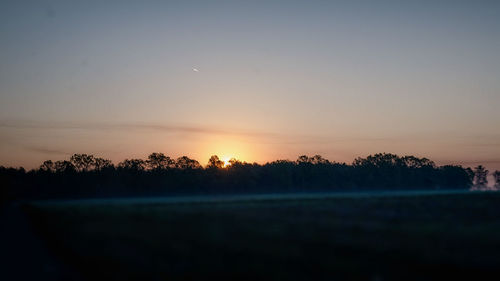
[25,192,500,281]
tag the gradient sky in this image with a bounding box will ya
[1,0,499,170]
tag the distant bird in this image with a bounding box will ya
[192,68,199,72]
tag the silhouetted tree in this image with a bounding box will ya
[207,155,224,169]
[70,154,95,172]
[296,155,309,164]
[228,158,242,167]
[176,156,202,170]
[353,153,403,168]
[473,165,489,189]
[465,167,475,182]
[262,160,296,189]
[118,159,146,171]
[493,170,500,190]
[0,152,477,201]
[93,157,114,171]
[297,155,327,165]
[54,160,75,173]
[311,155,329,165]
[147,153,174,170]
[39,160,55,172]
[438,165,472,189]
[402,156,435,168]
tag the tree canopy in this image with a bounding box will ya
[0,152,487,202]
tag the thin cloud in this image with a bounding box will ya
[447,159,500,166]
[3,119,500,148]
[0,120,282,139]
[0,120,410,146]
[23,146,70,156]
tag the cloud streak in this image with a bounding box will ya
[2,119,500,146]
[22,146,70,156]
[0,120,282,139]
[0,120,431,147]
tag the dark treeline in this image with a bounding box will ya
[1,152,496,202]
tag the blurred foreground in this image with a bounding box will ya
[12,191,500,281]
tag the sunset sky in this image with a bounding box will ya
[1,0,499,170]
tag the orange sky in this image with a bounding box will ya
[1,1,499,172]
[1,120,499,172]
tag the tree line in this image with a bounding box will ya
[1,152,498,203]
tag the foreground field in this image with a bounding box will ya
[25,191,500,281]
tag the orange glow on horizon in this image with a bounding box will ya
[198,136,256,166]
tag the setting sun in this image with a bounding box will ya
[2,1,500,279]
[222,157,231,168]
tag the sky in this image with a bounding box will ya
[0,0,499,171]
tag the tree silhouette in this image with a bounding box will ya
[296,154,330,165]
[473,165,489,189]
[118,159,146,171]
[465,167,475,182]
[147,153,174,170]
[94,157,114,171]
[296,155,311,164]
[207,155,224,169]
[175,156,202,170]
[70,154,95,172]
[493,170,500,190]
[0,152,478,201]
[353,153,403,168]
[402,156,435,168]
[311,155,329,165]
[228,158,242,167]
[39,160,55,172]
[54,160,75,173]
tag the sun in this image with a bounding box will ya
[222,157,231,168]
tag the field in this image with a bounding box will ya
[25,191,500,281]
